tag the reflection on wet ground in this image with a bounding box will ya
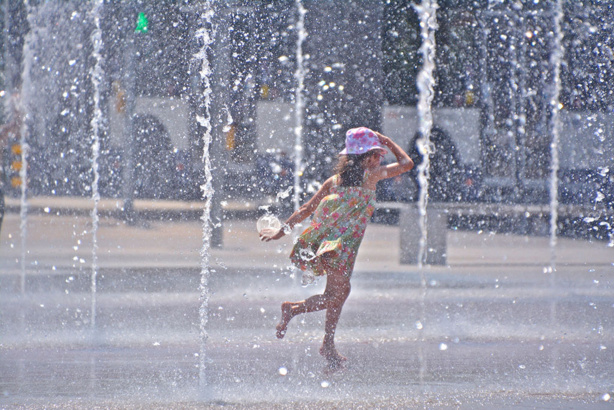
[1,213,613,407]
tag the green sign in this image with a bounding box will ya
[135,12,149,33]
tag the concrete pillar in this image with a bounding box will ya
[399,204,447,265]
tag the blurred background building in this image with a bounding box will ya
[0,0,612,211]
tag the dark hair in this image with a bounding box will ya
[334,152,375,187]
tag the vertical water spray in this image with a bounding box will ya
[18,0,36,293]
[511,11,528,212]
[546,1,565,375]
[414,0,437,395]
[477,8,496,177]
[415,1,437,269]
[548,0,564,273]
[292,0,306,212]
[89,0,104,330]
[193,3,215,389]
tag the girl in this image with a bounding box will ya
[260,127,414,368]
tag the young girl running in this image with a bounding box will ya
[260,127,414,368]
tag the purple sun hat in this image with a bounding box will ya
[340,127,387,155]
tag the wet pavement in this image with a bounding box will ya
[1,198,613,408]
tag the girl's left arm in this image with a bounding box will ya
[260,176,334,241]
[371,132,414,183]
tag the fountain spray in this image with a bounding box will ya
[415,0,437,269]
[193,2,215,389]
[548,0,564,273]
[89,0,104,330]
[414,0,438,396]
[18,0,36,293]
[292,0,307,212]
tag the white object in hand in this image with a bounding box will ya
[257,215,281,234]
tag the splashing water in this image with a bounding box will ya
[298,248,316,261]
[415,0,437,269]
[257,214,281,234]
[89,0,104,330]
[414,0,438,396]
[276,185,293,202]
[510,11,528,202]
[194,4,215,390]
[546,0,565,364]
[18,0,37,293]
[293,0,307,212]
[548,0,564,273]
[223,104,234,134]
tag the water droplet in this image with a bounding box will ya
[602,393,610,402]
[301,271,315,286]
[320,380,330,388]
[278,367,288,376]
[595,192,605,202]
[439,343,448,351]
[299,248,316,261]
[415,321,423,330]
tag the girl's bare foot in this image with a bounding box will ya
[276,302,293,339]
[319,344,347,367]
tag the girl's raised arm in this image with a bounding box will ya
[260,176,335,242]
[369,132,414,183]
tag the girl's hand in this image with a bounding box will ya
[374,131,392,147]
[259,228,285,242]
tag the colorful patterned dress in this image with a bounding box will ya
[290,175,376,277]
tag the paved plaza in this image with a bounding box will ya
[0,198,613,408]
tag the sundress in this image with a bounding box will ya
[290,174,376,277]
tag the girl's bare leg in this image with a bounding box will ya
[276,294,328,339]
[277,266,351,369]
[319,270,351,366]
[276,257,341,339]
